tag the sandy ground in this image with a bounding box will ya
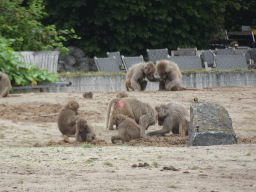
[0,86,256,191]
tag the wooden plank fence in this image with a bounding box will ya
[18,51,60,73]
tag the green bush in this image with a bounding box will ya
[0,35,58,86]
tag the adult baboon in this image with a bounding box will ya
[156,60,182,91]
[111,114,141,144]
[125,62,159,91]
[58,101,81,136]
[105,97,156,137]
[83,91,93,98]
[116,91,128,98]
[0,72,11,98]
[147,102,189,137]
[75,118,96,142]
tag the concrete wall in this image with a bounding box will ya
[56,71,256,92]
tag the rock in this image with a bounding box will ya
[66,55,76,65]
[89,58,98,71]
[188,101,237,146]
[77,57,90,72]
[73,47,85,58]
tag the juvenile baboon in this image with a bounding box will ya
[105,97,156,138]
[75,118,96,142]
[58,101,81,136]
[147,102,189,137]
[111,114,141,144]
[0,72,11,98]
[125,62,159,91]
[83,91,93,98]
[116,91,128,98]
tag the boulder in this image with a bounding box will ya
[188,100,237,146]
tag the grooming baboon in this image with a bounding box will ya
[105,97,156,137]
[147,102,189,137]
[75,118,96,142]
[58,101,81,136]
[156,60,200,91]
[111,114,141,144]
[0,72,11,98]
[125,62,159,91]
[116,91,128,98]
[83,91,93,98]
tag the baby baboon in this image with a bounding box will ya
[156,60,182,91]
[83,91,93,98]
[75,118,96,142]
[0,72,11,97]
[125,62,159,91]
[147,102,189,137]
[116,91,128,98]
[105,97,156,138]
[58,101,81,136]
[111,114,141,144]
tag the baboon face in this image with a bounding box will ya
[158,116,165,126]
[77,119,87,132]
[113,114,126,129]
[144,62,155,81]
[155,105,168,120]
[66,101,79,114]
[159,71,169,80]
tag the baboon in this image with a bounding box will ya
[0,72,11,98]
[105,97,156,138]
[156,60,182,91]
[58,101,81,136]
[156,60,200,91]
[147,102,189,137]
[75,118,96,142]
[111,114,141,144]
[83,91,93,98]
[125,62,159,91]
[116,91,128,98]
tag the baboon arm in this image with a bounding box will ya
[165,78,181,90]
[131,78,141,91]
[139,114,155,138]
[0,87,9,97]
[75,131,83,142]
[147,126,171,137]
[148,76,160,82]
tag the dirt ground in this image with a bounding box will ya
[0,86,256,191]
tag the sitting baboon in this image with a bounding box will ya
[116,91,128,98]
[58,101,81,136]
[105,97,156,138]
[147,102,189,137]
[83,91,93,98]
[111,114,141,144]
[125,62,159,91]
[156,60,182,91]
[75,118,96,142]
[0,72,11,98]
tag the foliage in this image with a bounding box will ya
[42,0,244,57]
[82,142,92,148]
[0,35,58,85]
[0,0,80,55]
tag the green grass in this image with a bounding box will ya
[241,163,247,166]
[0,134,5,139]
[85,159,94,163]
[82,142,92,148]
[157,155,162,159]
[190,166,199,170]
[218,165,227,168]
[168,185,177,188]
[104,162,113,167]
[245,152,251,156]
[18,181,24,184]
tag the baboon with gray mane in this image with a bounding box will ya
[147,102,189,137]
[116,91,128,98]
[125,62,159,91]
[75,118,96,142]
[0,72,11,98]
[58,101,81,136]
[105,97,156,138]
[111,114,141,144]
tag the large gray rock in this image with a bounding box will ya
[188,101,237,146]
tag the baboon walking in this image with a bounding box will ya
[111,114,141,144]
[147,102,189,137]
[58,101,81,136]
[125,62,159,91]
[75,118,96,142]
[0,72,11,97]
[105,97,156,138]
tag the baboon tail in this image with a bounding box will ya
[105,98,122,129]
[178,86,201,91]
